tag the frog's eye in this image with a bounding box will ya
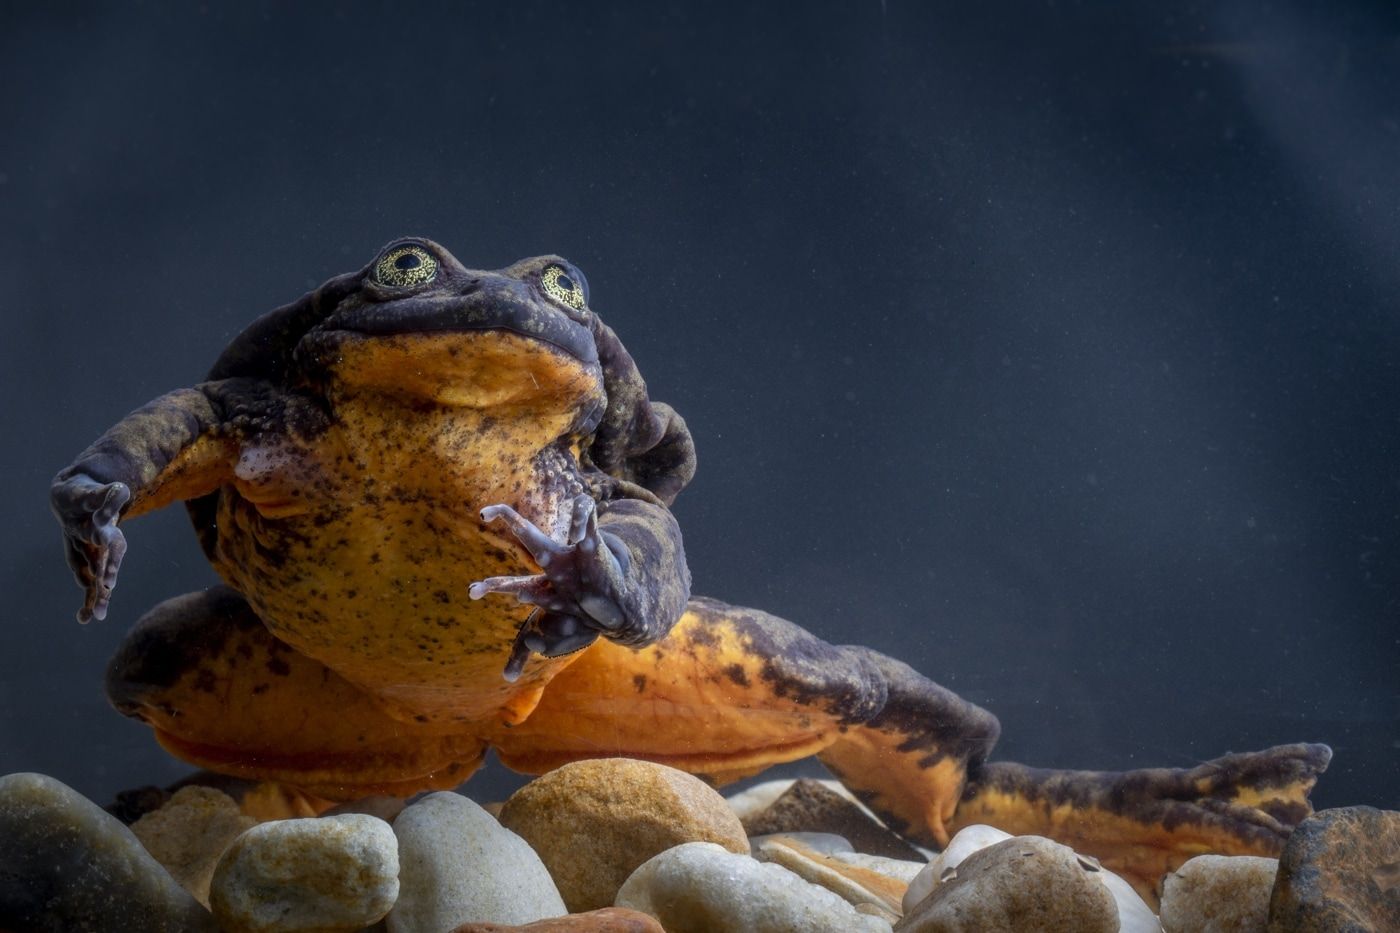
[373,245,439,288]
[540,264,586,310]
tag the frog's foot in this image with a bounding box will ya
[49,473,131,622]
[471,495,639,679]
[946,744,1332,903]
[106,586,486,800]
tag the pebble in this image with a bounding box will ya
[751,830,856,855]
[209,813,399,933]
[753,836,908,921]
[1267,805,1400,932]
[615,840,892,932]
[1094,861,1161,933]
[498,758,748,912]
[741,777,925,861]
[895,835,1119,932]
[726,778,875,821]
[389,791,567,931]
[903,824,1011,911]
[0,771,217,932]
[904,823,1157,932]
[1158,854,1275,932]
[446,906,665,931]
[832,850,929,883]
[131,784,256,906]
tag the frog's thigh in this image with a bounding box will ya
[106,586,486,800]
[492,595,984,808]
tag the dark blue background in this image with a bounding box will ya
[2,1,1396,811]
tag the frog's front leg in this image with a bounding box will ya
[470,494,690,680]
[51,382,250,620]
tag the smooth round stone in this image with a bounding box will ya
[0,771,217,932]
[1159,854,1276,933]
[903,825,1155,931]
[389,791,566,932]
[209,813,399,932]
[615,841,892,932]
[499,758,749,912]
[896,835,1118,932]
[131,784,256,906]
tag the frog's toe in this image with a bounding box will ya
[480,502,565,564]
[468,573,560,609]
[565,492,595,545]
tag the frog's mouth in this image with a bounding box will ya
[300,326,605,414]
[306,279,599,365]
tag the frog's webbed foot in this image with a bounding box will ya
[50,474,131,622]
[470,495,635,681]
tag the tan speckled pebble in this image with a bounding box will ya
[895,835,1118,932]
[499,758,749,912]
[1159,854,1276,933]
[209,813,399,932]
[131,784,256,906]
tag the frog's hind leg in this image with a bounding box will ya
[488,595,1329,898]
[943,744,1331,901]
[106,586,486,801]
[818,647,1330,898]
[488,595,1001,847]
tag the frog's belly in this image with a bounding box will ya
[210,498,572,724]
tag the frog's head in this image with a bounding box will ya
[309,239,606,421]
[216,239,606,427]
[210,238,676,481]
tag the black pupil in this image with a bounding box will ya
[394,252,421,271]
[556,274,574,292]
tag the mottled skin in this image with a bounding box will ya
[53,238,1330,899]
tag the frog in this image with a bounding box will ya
[52,237,1330,897]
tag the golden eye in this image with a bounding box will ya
[374,245,438,288]
[541,264,586,309]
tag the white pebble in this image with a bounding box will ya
[388,791,566,932]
